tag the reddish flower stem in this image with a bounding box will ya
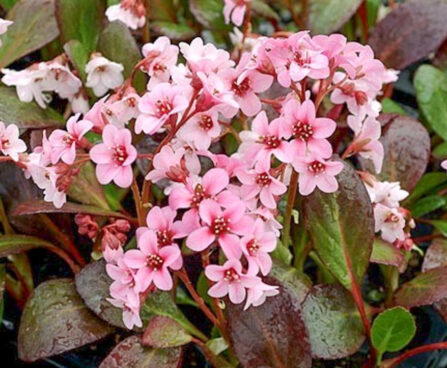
[384,342,447,368]
[281,169,299,246]
[131,177,145,226]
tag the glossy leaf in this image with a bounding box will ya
[55,0,105,53]
[142,316,192,348]
[269,261,311,304]
[18,278,113,362]
[409,195,447,217]
[226,286,312,368]
[307,0,363,35]
[394,266,447,308]
[381,98,407,116]
[75,260,127,329]
[361,114,430,192]
[64,40,89,82]
[12,199,130,219]
[405,172,447,205]
[0,87,64,129]
[0,0,59,68]
[302,284,365,359]
[303,160,374,289]
[151,21,195,41]
[433,142,447,159]
[370,238,405,270]
[428,220,447,237]
[368,0,447,69]
[414,65,447,141]
[100,336,182,368]
[190,0,230,31]
[371,307,415,354]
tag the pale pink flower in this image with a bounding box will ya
[442,160,447,171]
[236,163,286,209]
[141,37,179,89]
[282,99,336,158]
[106,256,138,301]
[221,53,273,116]
[106,1,146,30]
[104,93,140,128]
[89,124,137,188]
[71,91,90,114]
[136,83,188,134]
[374,203,406,243]
[0,121,26,161]
[146,145,189,183]
[108,290,142,329]
[223,0,249,26]
[47,114,92,164]
[364,178,408,208]
[28,165,67,208]
[0,19,13,46]
[239,111,291,165]
[244,278,279,310]
[146,206,187,246]
[312,34,347,61]
[84,96,109,131]
[346,115,383,173]
[186,199,253,259]
[196,71,238,114]
[293,155,344,196]
[240,219,276,275]
[124,230,181,291]
[176,108,221,150]
[85,54,124,97]
[205,259,258,304]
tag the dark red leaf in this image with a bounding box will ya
[368,0,447,69]
[360,114,430,192]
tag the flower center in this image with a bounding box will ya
[155,99,173,117]
[247,239,260,255]
[260,135,280,149]
[256,172,272,187]
[308,161,325,174]
[1,138,10,148]
[232,78,251,97]
[198,115,213,131]
[293,120,313,141]
[156,229,173,247]
[211,217,230,235]
[147,254,164,270]
[385,213,400,223]
[224,268,240,282]
[191,184,205,208]
[293,50,311,66]
[126,97,137,108]
[63,133,76,146]
[153,63,166,72]
[113,145,128,165]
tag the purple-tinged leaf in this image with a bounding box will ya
[226,284,312,368]
[360,114,430,192]
[0,234,60,258]
[100,336,182,368]
[302,284,366,359]
[18,279,113,362]
[368,0,447,69]
[142,316,192,348]
[303,160,374,289]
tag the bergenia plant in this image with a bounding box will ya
[2,0,447,367]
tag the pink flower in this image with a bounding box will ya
[107,256,138,301]
[146,206,186,246]
[106,1,146,30]
[105,92,140,128]
[239,111,290,166]
[84,96,109,132]
[136,83,189,134]
[346,115,384,173]
[176,108,221,150]
[146,145,189,183]
[0,19,13,46]
[236,163,286,209]
[90,124,137,188]
[108,291,142,329]
[47,114,92,164]
[221,53,273,116]
[240,219,276,275]
[141,37,179,89]
[124,230,181,291]
[186,199,253,259]
[244,278,279,310]
[223,0,249,26]
[205,259,258,304]
[363,177,408,208]
[374,203,406,243]
[281,99,335,158]
[0,121,26,161]
[292,155,344,195]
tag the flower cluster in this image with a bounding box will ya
[0,29,398,329]
[106,0,146,30]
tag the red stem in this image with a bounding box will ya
[385,342,447,368]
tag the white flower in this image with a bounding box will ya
[0,18,13,47]
[0,121,26,161]
[365,179,408,208]
[42,59,82,100]
[106,4,145,30]
[71,91,90,114]
[27,163,66,208]
[85,55,124,97]
[374,203,406,243]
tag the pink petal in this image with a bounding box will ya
[203,168,229,195]
[199,199,222,225]
[208,281,229,298]
[219,233,242,260]
[124,249,147,269]
[228,283,246,304]
[96,163,120,185]
[153,268,173,290]
[186,227,215,251]
[205,265,224,281]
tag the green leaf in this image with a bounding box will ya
[0,87,64,129]
[271,239,292,266]
[75,260,127,329]
[151,21,196,41]
[433,142,447,159]
[371,238,405,270]
[394,266,447,308]
[415,65,447,141]
[410,195,447,217]
[64,40,89,82]
[0,0,59,68]
[302,284,366,359]
[428,219,447,237]
[0,234,59,258]
[190,0,230,31]
[366,0,380,28]
[405,172,447,205]
[0,0,18,11]
[303,160,374,289]
[18,278,113,362]
[381,98,407,115]
[206,337,228,356]
[371,307,415,356]
[141,290,206,341]
[307,0,363,34]
[142,316,192,348]
[100,336,182,368]
[55,0,105,54]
